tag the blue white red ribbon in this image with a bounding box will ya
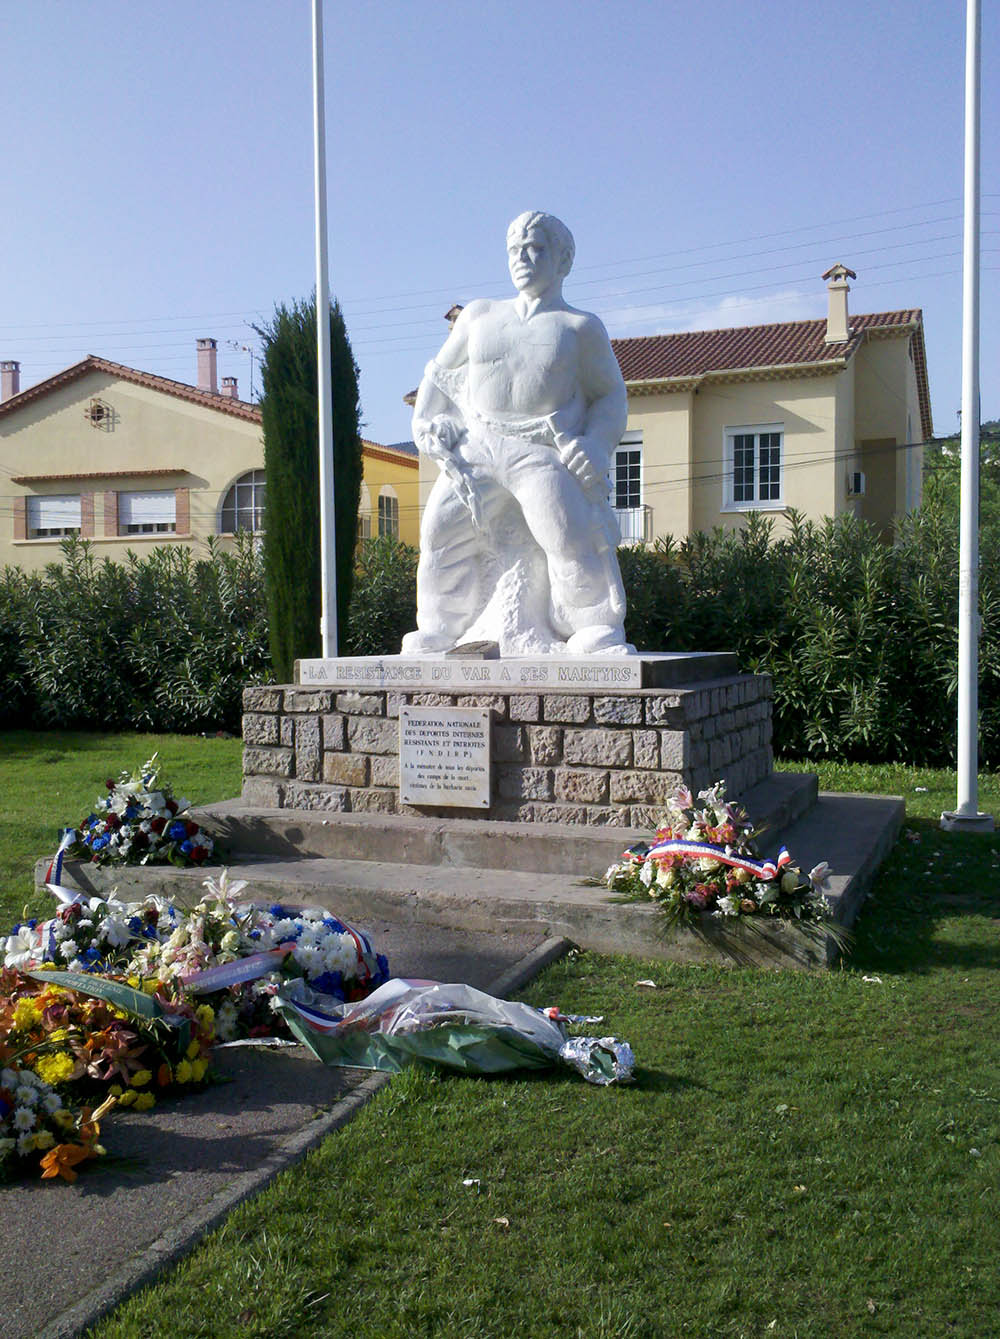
[45,828,83,905]
[640,838,793,882]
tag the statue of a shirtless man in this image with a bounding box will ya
[401,211,634,656]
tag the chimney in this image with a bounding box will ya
[197,338,218,393]
[822,264,856,344]
[1,360,20,403]
[221,376,239,400]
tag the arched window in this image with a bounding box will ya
[378,485,399,538]
[220,469,266,534]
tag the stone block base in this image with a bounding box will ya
[242,671,773,826]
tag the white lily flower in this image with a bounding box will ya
[202,869,249,903]
[809,862,832,893]
[4,925,40,971]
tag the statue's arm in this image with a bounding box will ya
[559,317,628,495]
[412,305,479,459]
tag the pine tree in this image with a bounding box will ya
[255,297,362,681]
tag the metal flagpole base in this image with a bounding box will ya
[940,810,995,833]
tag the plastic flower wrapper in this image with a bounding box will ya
[604,780,839,935]
[276,978,634,1086]
[66,755,214,868]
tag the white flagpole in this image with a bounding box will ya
[313,0,337,658]
[943,0,992,832]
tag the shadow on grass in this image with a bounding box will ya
[846,816,1000,975]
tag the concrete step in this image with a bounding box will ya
[37,789,901,971]
[187,772,819,879]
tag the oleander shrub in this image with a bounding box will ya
[0,534,271,733]
[342,536,419,656]
[0,505,992,766]
[623,506,996,766]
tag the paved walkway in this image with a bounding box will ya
[5,919,560,1339]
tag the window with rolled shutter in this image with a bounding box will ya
[27,494,81,538]
[118,490,177,534]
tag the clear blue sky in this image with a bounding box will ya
[2,0,996,445]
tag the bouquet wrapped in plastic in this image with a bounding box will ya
[277,977,634,1086]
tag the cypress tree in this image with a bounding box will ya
[255,297,362,682]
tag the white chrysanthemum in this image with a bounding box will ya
[13,1106,36,1131]
[215,1001,239,1042]
[42,1091,63,1114]
[15,1083,39,1106]
[715,895,739,916]
[323,937,356,976]
[58,939,79,961]
[17,1132,36,1155]
[1,1067,19,1089]
[271,918,300,942]
[293,944,325,977]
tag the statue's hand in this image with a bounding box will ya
[558,436,607,495]
[416,414,463,464]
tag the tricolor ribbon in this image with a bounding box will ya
[640,838,793,882]
[45,828,84,905]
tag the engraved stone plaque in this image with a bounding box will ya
[399,706,491,808]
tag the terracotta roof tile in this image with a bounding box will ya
[612,310,920,381]
[612,308,932,441]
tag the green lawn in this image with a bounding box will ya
[0,730,243,930]
[2,737,998,1336]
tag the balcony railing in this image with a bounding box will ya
[614,505,652,544]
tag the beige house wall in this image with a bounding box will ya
[2,369,420,571]
[624,390,694,541]
[685,372,847,537]
[3,370,262,573]
[852,335,924,526]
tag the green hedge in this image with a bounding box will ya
[0,514,991,767]
[0,535,270,735]
[620,506,993,766]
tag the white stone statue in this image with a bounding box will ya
[401,211,635,657]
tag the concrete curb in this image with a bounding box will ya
[36,938,573,1339]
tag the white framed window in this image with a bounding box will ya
[357,483,372,540]
[377,487,399,538]
[28,494,81,539]
[119,489,176,534]
[610,430,648,543]
[723,424,783,510]
[220,469,266,534]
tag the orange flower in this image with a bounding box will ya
[40,1141,95,1183]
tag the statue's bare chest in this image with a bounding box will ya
[468,310,579,412]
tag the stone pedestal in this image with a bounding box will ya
[241,654,773,827]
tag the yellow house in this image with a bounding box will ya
[410,268,932,545]
[0,340,419,573]
[610,266,932,544]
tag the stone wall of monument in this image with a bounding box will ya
[241,675,773,828]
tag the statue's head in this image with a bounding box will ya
[506,212,575,295]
